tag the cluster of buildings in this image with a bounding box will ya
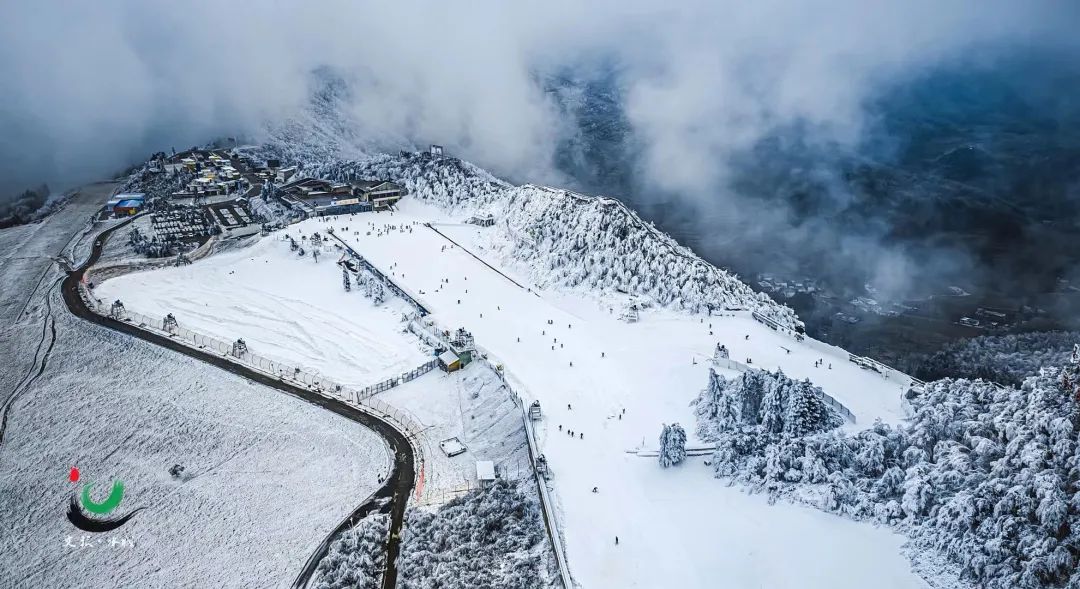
[107,148,413,255]
[167,151,246,204]
[274,176,406,216]
[755,273,821,299]
[255,159,298,185]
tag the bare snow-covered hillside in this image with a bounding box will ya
[0,294,390,589]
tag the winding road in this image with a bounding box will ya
[59,215,415,589]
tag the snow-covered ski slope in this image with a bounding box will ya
[96,234,430,390]
[328,202,921,588]
[97,148,921,587]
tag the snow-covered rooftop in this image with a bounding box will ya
[475,460,496,481]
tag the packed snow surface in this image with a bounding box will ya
[96,197,923,588]
[95,231,431,389]
[0,297,390,589]
[332,202,922,589]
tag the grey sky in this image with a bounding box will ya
[1,0,1076,197]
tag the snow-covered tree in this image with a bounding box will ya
[313,513,389,589]
[694,369,842,439]
[352,268,387,305]
[369,281,385,304]
[658,423,687,468]
[396,480,559,589]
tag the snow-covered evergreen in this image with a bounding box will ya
[493,185,799,326]
[351,267,386,304]
[695,361,1080,589]
[396,480,558,589]
[695,369,843,443]
[312,513,389,589]
[119,162,193,208]
[658,423,688,468]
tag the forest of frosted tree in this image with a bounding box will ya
[313,513,389,589]
[396,480,559,589]
[695,368,844,443]
[494,185,801,328]
[695,361,1080,589]
[901,330,1080,387]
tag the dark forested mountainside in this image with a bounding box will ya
[0,185,54,228]
[545,55,1080,359]
[900,331,1080,386]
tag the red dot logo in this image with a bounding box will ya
[70,467,80,483]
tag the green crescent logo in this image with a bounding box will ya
[79,480,125,515]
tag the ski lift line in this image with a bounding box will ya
[421,223,538,296]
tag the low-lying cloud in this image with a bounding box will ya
[3,0,1078,303]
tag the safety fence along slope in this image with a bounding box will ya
[79,284,432,451]
[327,231,431,317]
[483,358,575,589]
[405,314,574,589]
